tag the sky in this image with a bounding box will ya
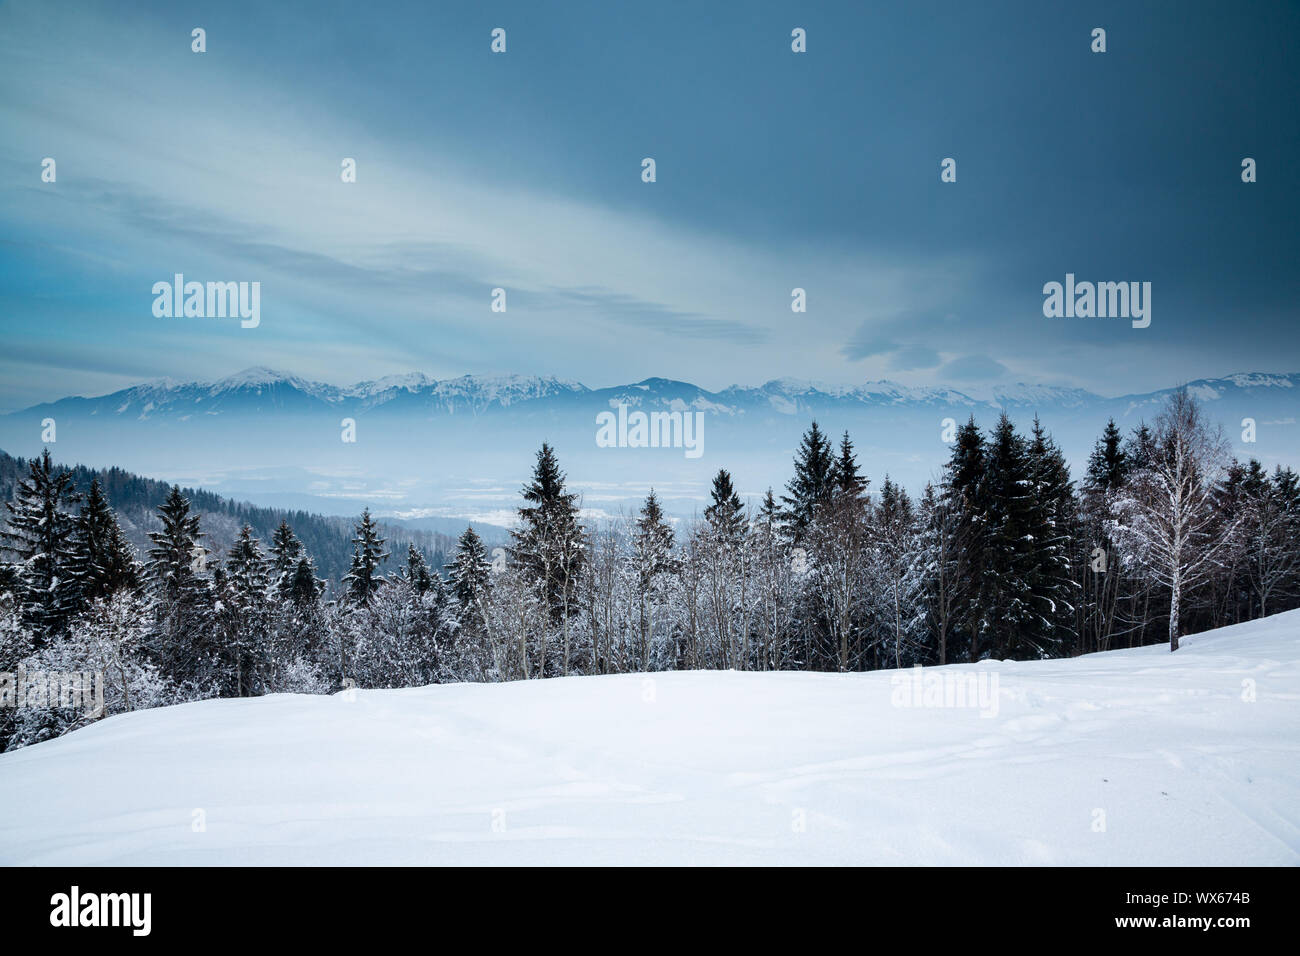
[1,0,1297,413]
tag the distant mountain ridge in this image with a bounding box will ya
[2,368,1296,517]
[22,365,1297,422]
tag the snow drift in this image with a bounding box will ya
[2,611,1298,865]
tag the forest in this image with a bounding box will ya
[2,388,1297,751]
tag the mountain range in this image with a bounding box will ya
[2,368,1295,520]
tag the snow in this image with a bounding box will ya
[1,611,1298,865]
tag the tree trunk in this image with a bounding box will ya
[1169,571,1181,652]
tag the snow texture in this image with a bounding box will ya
[1,610,1297,865]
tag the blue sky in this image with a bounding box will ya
[1,0,1297,411]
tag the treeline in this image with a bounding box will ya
[0,450,453,582]
[2,388,1297,751]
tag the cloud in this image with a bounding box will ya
[939,354,1008,382]
[841,311,946,368]
[541,286,769,344]
[888,345,942,370]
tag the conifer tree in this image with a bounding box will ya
[145,485,211,679]
[832,430,867,500]
[447,525,492,613]
[286,556,324,607]
[344,508,389,607]
[1,450,82,639]
[268,520,303,595]
[1025,417,1078,656]
[875,475,924,667]
[1086,418,1129,492]
[941,417,987,661]
[978,413,1038,659]
[403,543,435,597]
[71,478,140,603]
[781,421,835,541]
[703,469,746,543]
[510,443,585,674]
[218,525,272,695]
[631,489,676,670]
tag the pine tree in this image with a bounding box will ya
[941,417,987,661]
[268,520,303,595]
[1024,417,1078,657]
[1237,461,1299,617]
[781,421,835,541]
[226,525,269,597]
[217,525,272,695]
[1124,423,1156,473]
[286,556,324,607]
[703,469,746,543]
[145,485,211,680]
[403,543,435,596]
[875,475,923,667]
[917,482,967,665]
[72,478,141,603]
[631,489,676,670]
[0,450,82,639]
[754,488,795,670]
[832,431,867,500]
[1086,418,1129,493]
[344,509,389,607]
[447,525,492,613]
[978,413,1037,659]
[510,443,586,675]
[146,486,207,600]
[1078,419,1139,653]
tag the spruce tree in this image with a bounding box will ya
[145,485,211,679]
[941,417,987,661]
[218,525,272,695]
[631,489,677,669]
[72,478,140,603]
[832,431,867,500]
[781,421,835,540]
[511,443,585,614]
[1025,418,1078,656]
[876,476,922,667]
[286,556,324,607]
[344,509,389,607]
[403,544,435,596]
[447,525,492,611]
[268,520,303,595]
[704,469,746,543]
[1085,418,1129,493]
[510,444,586,673]
[977,413,1037,659]
[1,450,82,639]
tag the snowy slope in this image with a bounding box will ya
[1,612,1298,866]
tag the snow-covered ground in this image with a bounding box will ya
[2,612,1298,865]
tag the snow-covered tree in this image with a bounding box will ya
[510,443,586,675]
[873,476,926,668]
[781,421,835,542]
[344,508,389,607]
[1111,389,1238,651]
[629,491,676,672]
[1,449,82,639]
[145,485,212,682]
